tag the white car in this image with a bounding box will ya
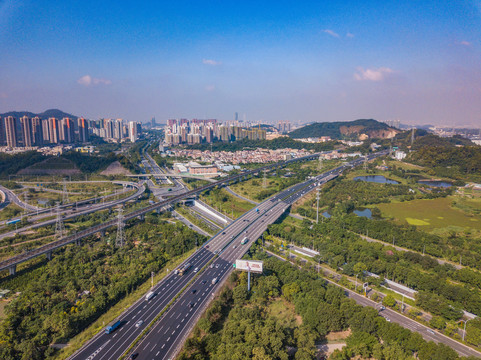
[135,320,144,328]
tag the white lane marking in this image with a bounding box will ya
[85,340,111,360]
[143,342,150,351]
[156,351,160,356]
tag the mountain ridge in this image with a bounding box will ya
[0,109,79,120]
[289,119,399,140]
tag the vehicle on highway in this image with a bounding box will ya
[129,353,139,359]
[192,289,197,294]
[188,301,194,308]
[174,269,179,275]
[212,277,218,284]
[202,280,207,284]
[135,320,144,328]
[386,318,390,322]
[210,263,214,269]
[427,329,435,335]
[241,237,249,245]
[145,291,155,301]
[233,245,237,249]
[215,264,219,268]
[222,231,225,234]
[178,262,192,276]
[105,320,122,334]
[194,267,199,273]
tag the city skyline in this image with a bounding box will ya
[1,1,480,126]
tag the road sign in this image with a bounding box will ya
[235,259,263,274]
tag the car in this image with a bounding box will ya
[174,269,179,275]
[210,264,214,269]
[135,320,143,328]
[202,280,207,284]
[233,245,237,249]
[385,318,391,322]
[205,245,209,248]
[129,353,139,359]
[427,329,435,335]
[192,289,197,294]
[222,232,225,235]
[188,302,194,308]
[215,263,220,268]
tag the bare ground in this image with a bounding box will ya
[100,161,133,176]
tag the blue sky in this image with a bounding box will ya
[1,0,480,126]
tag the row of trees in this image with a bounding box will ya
[180,254,470,359]
[0,215,206,360]
[268,218,481,321]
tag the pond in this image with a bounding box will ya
[354,208,372,219]
[322,211,331,218]
[353,175,399,185]
[418,180,452,188]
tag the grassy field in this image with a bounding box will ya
[377,196,481,231]
[267,298,301,328]
[0,203,23,221]
[200,188,255,218]
[229,176,281,201]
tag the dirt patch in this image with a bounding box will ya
[326,329,351,341]
[100,161,133,176]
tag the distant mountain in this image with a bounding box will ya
[0,109,78,120]
[289,119,399,140]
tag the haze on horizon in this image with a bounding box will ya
[0,0,480,127]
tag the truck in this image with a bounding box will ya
[241,237,249,245]
[212,277,218,285]
[256,208,259,213]
[105,320,122,334]
[145,291,155,301]
[178,262,192,276]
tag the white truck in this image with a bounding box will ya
[212,277,218,285]
[145,291,155,301]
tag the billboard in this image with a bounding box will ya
[235,259,263,274]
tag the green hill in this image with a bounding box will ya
[289,119,399,140]
[0,108,78,120]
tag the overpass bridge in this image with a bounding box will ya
[126,173,218,182]
[0,151,353,276]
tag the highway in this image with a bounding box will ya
[0,182,145,241]
[0,184,40,211]
[69,153,372,360]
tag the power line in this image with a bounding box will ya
[115,207,126,247]
[55,202,65,238]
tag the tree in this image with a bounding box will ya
[383,294,397,308]
[429,316,446,330]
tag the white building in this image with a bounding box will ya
[128,121,137,143]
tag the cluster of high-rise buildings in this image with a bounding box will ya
[164,118,266,145]
[0,116,142,148]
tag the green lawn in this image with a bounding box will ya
[377,197,481,231]
[200,188,254,218]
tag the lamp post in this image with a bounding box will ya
[462,319,473,342]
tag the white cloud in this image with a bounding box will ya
[202,59,222,66]
[346,32,354,38]
[77,75,112,86]
[459,40,471,46]
[322,29,339,38]
[354,67,394,81]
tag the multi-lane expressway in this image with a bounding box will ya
[69,156,364,360]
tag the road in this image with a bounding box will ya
[0,183,146,241]
[265,247,481,358]
[69,156,351,360]
[0,184,40,211]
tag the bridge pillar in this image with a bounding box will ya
[108,208,112,215]
[100,230,106,237]
[46,251,53,261]
[76,239,82,246]
[8,265,16,276]
[138,214,145,221]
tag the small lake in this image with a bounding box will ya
[418,180,452,188]
[322,212,331,218]
[353,175,399,185]
[354,208,372,219]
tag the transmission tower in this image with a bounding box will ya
[62,178,69,204]
[363,156,368,171]
[411,128,415,146]
[318,156,323,171]
[55,202,65,238]
[316,187,320,224]
[115,207,126,247]
[262,169,267,189]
